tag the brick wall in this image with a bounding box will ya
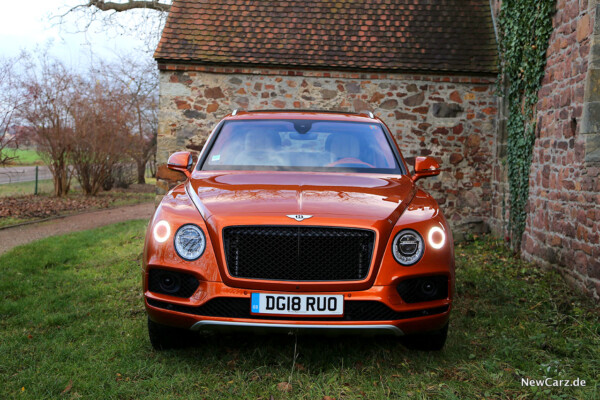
[493,0,600,300]
[156,65,497,236]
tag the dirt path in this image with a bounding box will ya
[0,202,155,254]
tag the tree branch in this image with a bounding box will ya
[87,0,170,12]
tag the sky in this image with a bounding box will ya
[0,0,156,69]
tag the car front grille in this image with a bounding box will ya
[222,226,375,281]
[147,297,449,322]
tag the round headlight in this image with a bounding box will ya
[392,229,424,266]
[153,220,171,243]
[174,224,206,261]
[428,226,446,249]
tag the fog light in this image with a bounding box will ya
[159,272,181,294]
[153,220,171,243]
[148,269,200,298]
[419,279,438,298]
[396,276,448,303]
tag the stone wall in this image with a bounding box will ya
[492,0,600,300]
[156,65,497,235]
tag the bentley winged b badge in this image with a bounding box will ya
[286,214,313,222]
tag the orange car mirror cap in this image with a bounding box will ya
[412,156,441,182]
[167,151,193,179]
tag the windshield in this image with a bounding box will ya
[201,119,401,173]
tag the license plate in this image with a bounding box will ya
[251,293,344,316]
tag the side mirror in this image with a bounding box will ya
[412,156,440,182]
[167,151,193,179]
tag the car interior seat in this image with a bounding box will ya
[234,129,284,166]
[325,132,362,162]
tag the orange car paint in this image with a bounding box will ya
[143,111,454,336]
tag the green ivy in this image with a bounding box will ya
[497,0,555,249]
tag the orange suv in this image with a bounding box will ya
[143,110,454,350]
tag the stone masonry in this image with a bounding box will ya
[156,65,497,236]
[491,0,600,300]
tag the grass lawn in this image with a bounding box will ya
[0,223,598,399]
[0,176,156,199]
[0,178,55,197]
[1,149,43,166]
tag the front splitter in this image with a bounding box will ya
[190,320,404,336]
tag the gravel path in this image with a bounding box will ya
[0,202,155,254]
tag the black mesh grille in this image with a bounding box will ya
[223,226,375,281]
[396,276,449,303]
[148,269,200,298]
[147,297,448,322]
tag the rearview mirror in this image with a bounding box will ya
[412,156,440,182]
[167,151,193,179]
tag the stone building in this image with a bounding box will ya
[154,0,600,300]
[154,0,498,234]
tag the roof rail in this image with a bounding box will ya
[355,110,374,119]
[245,109,377,117]
[234,109,377,119]
[245,109,357,114]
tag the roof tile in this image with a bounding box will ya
[155,0,498,74]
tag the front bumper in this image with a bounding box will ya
[191,320,405,336]
[144,281,451,336]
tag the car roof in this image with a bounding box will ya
[223,109,378,122]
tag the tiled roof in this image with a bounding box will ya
[155,0,498,75]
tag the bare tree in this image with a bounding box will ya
[19,54,77,197]
[56,0,172,48]
[70,78,132,195]
[0,134,17,166]
[98,55,158,184]
[86,0,170,12]
[0,56,23,166]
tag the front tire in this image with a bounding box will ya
[400,323,448,351]
[148,317,195,350]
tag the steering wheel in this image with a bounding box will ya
[326,158,375,168]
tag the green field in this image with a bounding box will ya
[1,148,43,166]
[0,176,156,199]
[0,178,55,197]
[0,224,598,399]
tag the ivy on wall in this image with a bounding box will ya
[497,0,555,249]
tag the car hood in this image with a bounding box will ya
[188,171,415,227]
